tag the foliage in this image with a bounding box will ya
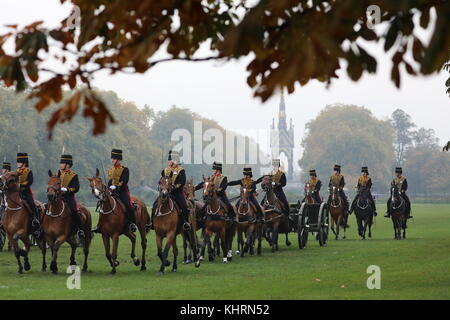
[390,108,416,166]
[298,104,395,193]
[0,0,448,135]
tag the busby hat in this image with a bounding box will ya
[17,153,29,165]
[2,162,11,171]
[333,164,341,172]
[168,150,180,162]
[272,159,281,167]
[60,154,73,166]
[111,149,123,160]
[395,167,402,174]
[212,162,222,171]
[361,166,368,173]
[309,169,317,176]
[243,167,253,177]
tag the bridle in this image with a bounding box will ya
[202,180,221,215]
[357,187,369,210]
[330,186,342,208]
[0,175,23,211]
[46,178,66,217]
[155,176,175,216]
[91,179,116,215]
[391,186,404,210]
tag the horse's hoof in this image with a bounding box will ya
[235,250,240,255]
[24,262,31,271]
[195,261,201,268]
[158,271,164,276]
[17,268,23,274]
[165,260,171,267]
[199,256,204,261]
[111,269,116,274]
[82,266,88,272]
[41,267,46,272]
[133,259,140,266]
[114,260,120,267]
[286,241,292,247]
[208,256,214,262]
[70,261,77,266]
[223,258,228,264]
[172,268,177,272]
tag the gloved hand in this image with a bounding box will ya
[61,187,68,192]
[109,185,116,191]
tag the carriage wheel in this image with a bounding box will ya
[298,227,309,249]
[0,228,5,252]
[318,227,328,247]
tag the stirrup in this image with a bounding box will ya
[32,218,40,227]
[129,223,137,233]
[183,221,191,231]
[77,229,85,239]
[91,226,101,234]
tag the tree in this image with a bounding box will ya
[390,109,416,166]
[0,0,448,136]
[298,104,395,193]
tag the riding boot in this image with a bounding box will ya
[182,209,191,231]
[72,211,85,239]
[127,208,137,233]
[372,201,377,216]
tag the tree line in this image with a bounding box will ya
[0,86,262,205]
[298,104,450,201]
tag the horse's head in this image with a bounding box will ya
[0,171,19,192]
[202,176,215,202]
[47,170,62,203]
[261,175,273,192]
[304,183,313,197]
[86,168,108,201]
[184,178,195,201]
[240,185,252,205]
[159,175,173,201]
[359,185,369,203]
[391,182,400,201]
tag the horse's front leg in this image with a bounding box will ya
[101,234,113,270]
[182,234,188,263]
[38,237,47,272]
[110,233,120,274]
[125,231,140,267]
[11,233,23,274]
[50,238,64,274]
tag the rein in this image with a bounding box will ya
[357,197,369,210]
[99,195,117,215]
[155,198,175,216]
[46,201,66,218]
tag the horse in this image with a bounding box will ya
[198,176,235,264]
[236,185,258,257]
[389,183,408,240]
[329,185,347,240]
[353,186,374,240]
[304,183,318,204]
[0,172,44,273]
[260,175,291,253]
[87,169,149,274]
[41,170,92,273]
[181,178,203,264]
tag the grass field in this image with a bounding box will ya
[0,203,449,300]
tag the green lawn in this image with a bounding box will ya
[0,203,449,300]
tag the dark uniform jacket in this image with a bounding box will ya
[59,169,80,214]
[195,174,228,196]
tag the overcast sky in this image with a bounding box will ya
[1,0,449,171]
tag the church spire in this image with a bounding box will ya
[278,91,287,130]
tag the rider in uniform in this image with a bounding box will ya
[195,162,236,221]
[93,149,137,233]
[58,154,85,238]
[303,169,322,203]
[328,164,350,228]
[228,167,264,221]
[385,167,412,219]
[16,153,40,236]
[2,161,11,175]
[269,159,289,216]
[151,150,191,231]
[349,166,377,216]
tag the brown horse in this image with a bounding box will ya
[304,183,317,204]
[198,176,235,264]
[236,185,260,257]
[261,175,291,252]
[389,183,408,240]
[41,170,92,274]
[0,172,44,273]
[182,179,203,264]
[87,169,149,274]
[153,176,199,274]
[329,186,347,240]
